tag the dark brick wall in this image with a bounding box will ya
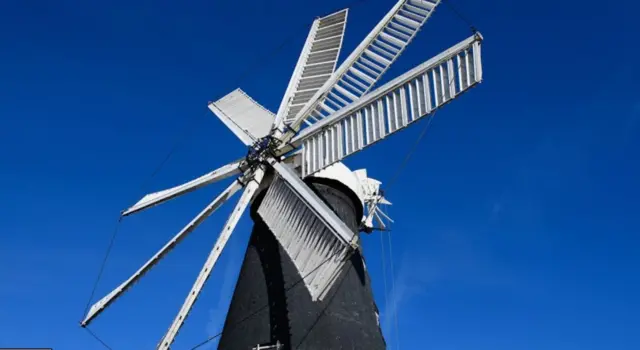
[218,178,386,350]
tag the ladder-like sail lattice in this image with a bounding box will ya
[277,9,348,127]
[288,0,442,130]
[296,34,483,177]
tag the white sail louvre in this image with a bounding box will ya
[209,88,276,142]
[276,9,348,128]
[295,33,483,177]
[257,175,353,301]
[288,0,442,132]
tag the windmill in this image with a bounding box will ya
[81,0,483,348]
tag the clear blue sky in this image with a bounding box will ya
[1,0,638,349]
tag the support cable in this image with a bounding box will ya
[442,0,478,33]
[83,327,114,350]
[385,109,439,193]
[81,217,122,321]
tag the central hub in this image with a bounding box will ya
[246,135,280,166]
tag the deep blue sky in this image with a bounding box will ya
[1,0,639,349]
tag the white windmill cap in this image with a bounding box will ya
[312,162,386,208]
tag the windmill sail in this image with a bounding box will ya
[122,160,243,216]
[274,9,348,129]
[258,161,356,300]
[209,88,276,145]
[285,0,442,135]
[81,179,244,327]
[158,168,265,349]
[291,33,483,177]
